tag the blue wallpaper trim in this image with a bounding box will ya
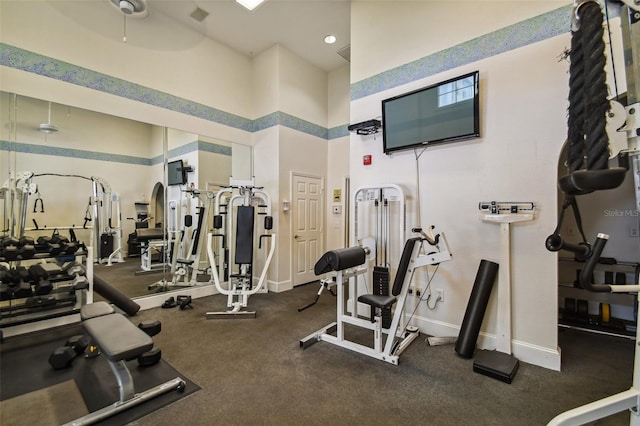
[351,5,572,100]
[0,139,231,165]
[1,141,151,165]
[328,125,349,140]
[0,43,253,132]
[198,141,233,156]
[0,6,580,141]
[252,111,328,139]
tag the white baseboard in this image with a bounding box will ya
[410,314,561,371]
[269,280,293,293]
[137,284,217,310]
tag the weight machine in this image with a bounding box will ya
[300,227,452,365]
[205,178,276,318]
[546,1,640,424]
[168,186,215,286]
[1,172,122,264]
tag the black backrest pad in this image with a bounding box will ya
[392,238,421,296]
[235,205,255,265]
[314,246,366,275]
[191,207,206,255]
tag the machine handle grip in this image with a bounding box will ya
[210,233,226,248]
[545,234,591,261]
[579,233,612,293]
[259,234,272,249]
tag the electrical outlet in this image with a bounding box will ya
[436,288,444,302]
[416,288,421,298]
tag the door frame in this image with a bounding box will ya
[289,171,325,287]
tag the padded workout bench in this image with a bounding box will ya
[63,302,185,426]
[135,228,166,274]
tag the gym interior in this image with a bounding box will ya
[1,1,640,425]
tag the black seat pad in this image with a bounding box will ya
[358,294,397,310]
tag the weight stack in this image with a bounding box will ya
[373,266,391,328]
[100,234,114,259]
[455,259,499,359]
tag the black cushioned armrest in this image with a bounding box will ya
[135,228,165,241]
[83,314,153,362]
[314,246,366,275]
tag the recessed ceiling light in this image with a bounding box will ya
[324,35,337,44]
[236,0,266,11]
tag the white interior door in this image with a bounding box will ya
[292,173,323,286]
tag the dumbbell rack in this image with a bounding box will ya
[0,246,94,338]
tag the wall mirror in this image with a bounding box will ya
[0,91,253,307]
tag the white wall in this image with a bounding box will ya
[0,3,253,145]
[0,0,254,120]
[351,1,568,83]
[350,1,585,370]
[327,65,351,250]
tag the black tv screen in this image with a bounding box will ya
[382,71,480,154]
[168,159,187,186]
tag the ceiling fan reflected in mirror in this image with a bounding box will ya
[110,0,148,18]
[109,0,148,42]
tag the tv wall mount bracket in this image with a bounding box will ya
[348,119,382,135]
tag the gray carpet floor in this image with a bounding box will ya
[2,259,635,425]
[120,283,634,426]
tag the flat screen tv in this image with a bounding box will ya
[168,159,187,186]
[382,71,480,154]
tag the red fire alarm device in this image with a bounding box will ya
[363,155,372,166]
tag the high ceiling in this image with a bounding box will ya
[143,0,352,72]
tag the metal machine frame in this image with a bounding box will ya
[300,232,452,365]
[205,178,277,318]
[548,0,640,424]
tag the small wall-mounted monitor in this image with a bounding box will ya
[168,159,187,186]
[382,71,480,154]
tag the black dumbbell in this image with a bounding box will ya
[66,335,91,354]
[51,234,70,254]
[2,246,18,261]
[37,236,62,256]
[10,281,32,298]
[34,279,53,295]
[138,347,162,367]
[138,320,162,337]
[0,283,11,301]
[48,335,91,370]
[19,236,34,246]
[18,244,37,260]
[2,236,19,247]
[48,346,77,370]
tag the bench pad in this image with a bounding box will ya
[358,294,397,310]
[81,301,115,320]
[84,314,153,362]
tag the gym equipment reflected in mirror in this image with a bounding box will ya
[0,91,253,301]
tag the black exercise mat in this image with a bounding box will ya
[1,325,200,425]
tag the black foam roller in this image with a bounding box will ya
[455,259,499,359]
[93,273,140,316]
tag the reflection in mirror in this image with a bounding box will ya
[0,91,253,307]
